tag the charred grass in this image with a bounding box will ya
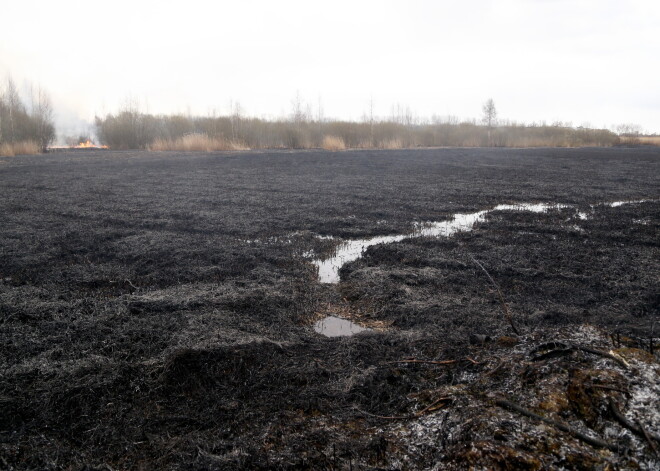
[0,147,658,469]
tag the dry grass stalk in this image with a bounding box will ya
[0,141,41,157]
[321,135,346,151]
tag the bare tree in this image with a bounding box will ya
[31,86,55,150]
[315,94,324,146]
[615,123,642,136]
[229,99,243,141]
[367,96,375,146]
[482,98,497,128]
[4,76,21,143]
[615,123,642,145]
[482,98,497,145]
[290,91,309,126]
[316,94,324,124]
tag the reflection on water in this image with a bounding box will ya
[313,202,567,284]
[314,234,407,284]
[607,200,649,208]
[313,316,370,337]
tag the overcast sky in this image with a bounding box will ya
[2,0,659,136]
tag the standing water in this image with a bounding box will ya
[310,199,654,337]
[313,203,570,284]
[313,316,370,337]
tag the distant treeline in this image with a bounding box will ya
[95,108,621,151]
[0,76,55,156]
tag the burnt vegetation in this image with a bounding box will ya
[1,147,659,469]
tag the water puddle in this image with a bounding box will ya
[574,199,653,222]
[313,203,566,283]
[313,316,370,337]
[607,200,649,208]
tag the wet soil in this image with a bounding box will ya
[0,147,658,469]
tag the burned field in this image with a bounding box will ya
[1,147,659,470]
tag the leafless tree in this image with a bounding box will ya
[482,98,497,128]
[367,96,375,146]
[482,98,497,145]
[290,91,310,126]
[4,76,21,143]
[316,94,324,124]
[31,86,55,150]
[229,99,243,141]
[615,123,642,136]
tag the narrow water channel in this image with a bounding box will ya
[312,200,652,284]
[310,199,654,336]
[313,202,568,284]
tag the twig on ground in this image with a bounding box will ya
[465,356,484,365]
[354,407,413,421]
[650,320,655,355]
[587,383,628,394]
[386,359,456,366]
[495,397,617,451]
[468,254,520,335]
[125,279,139,290]
[416,396,452,416]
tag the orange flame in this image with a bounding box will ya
[73,140,108,149]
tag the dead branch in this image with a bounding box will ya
[609,399,660,443]
[468,255,520,335]
[125,278,139,290]
[574,345,629,368]
[495,397,617,451]
[637,420,659,457]
[529,342,629,368]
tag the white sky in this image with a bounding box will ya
[1,0,659,136]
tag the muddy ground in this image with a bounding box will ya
[0,147,658,470]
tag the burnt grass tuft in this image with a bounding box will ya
[1,147,659,469]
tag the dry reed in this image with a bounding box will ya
[321,135,346,151]
[636,136,660,146]
[149,134,248,152]
[0,141,41,157]
[378,138,403,149]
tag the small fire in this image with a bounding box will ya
[73,140,108,149]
